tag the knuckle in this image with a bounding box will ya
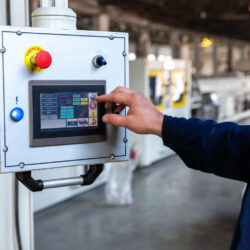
[117,86,123,91]
[113,86,123,93]
[131,92,137,99]
[132,92,143,101]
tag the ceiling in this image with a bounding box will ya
[98,0,250,41]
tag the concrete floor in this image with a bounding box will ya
[35,155,245,250]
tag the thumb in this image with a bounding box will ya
[102,114,128,127]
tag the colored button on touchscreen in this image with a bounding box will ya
[40,92,98,131]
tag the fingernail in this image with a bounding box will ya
[103,116,109,122]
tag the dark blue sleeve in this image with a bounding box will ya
[162,115,250,182]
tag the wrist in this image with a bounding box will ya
[152,112,164,137]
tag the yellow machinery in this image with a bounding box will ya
[129,58,192,167]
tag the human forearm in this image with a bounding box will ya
[162,115,250,182]
[96,86,250,182]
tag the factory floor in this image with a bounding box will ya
[35,155,245,250]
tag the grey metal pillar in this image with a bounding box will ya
[0,1,34,250]
[240,45,244,61]
[0,0,8,24]
[0,3,15,250]
[136,28,151,58]
[9,0,29,26]
[227,42,233,73]
[213,39,218,77]
[92,13,110,31]
[194,36,201,76]
[170,31,180,58]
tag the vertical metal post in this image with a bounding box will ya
[4,1,34,250]
[92,13,110,31]
[180,36,191,60]
[213,39,218,77]
[170,31,180,58]
[0,0,8,24]
[9,0,29,26]
[0,7,16,250]
[136,28,151,58]
[194,36,201,76]
[240,45,244,61]
[227,42,233,73]
[55,0,68,8]
[40,0,69,7]
[40,0,54,7]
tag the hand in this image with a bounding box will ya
[96,87,164,137]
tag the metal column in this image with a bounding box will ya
[0,1,34,250]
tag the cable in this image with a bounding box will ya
[15,177,23,250]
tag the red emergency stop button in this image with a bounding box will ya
[35,51,52,69]
[24,46,52,73]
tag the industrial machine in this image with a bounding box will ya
[196,77,250,121]
[130,58,192,167]
[0,1,129,249]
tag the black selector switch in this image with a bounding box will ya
[105,104,120,115]
[93,55,107,68]
[112,104,120,114]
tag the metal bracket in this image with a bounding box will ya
[16,164,104,192]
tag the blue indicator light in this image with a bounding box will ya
[10,107,24,122]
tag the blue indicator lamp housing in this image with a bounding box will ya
[10,107,24,121]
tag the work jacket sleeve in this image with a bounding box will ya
[162,115,250,182]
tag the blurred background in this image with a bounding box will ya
[26,0,250,249]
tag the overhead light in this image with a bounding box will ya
[129,53,136,61]
[200,37,213,48]
[158,54,166,62]
[210,93,219,105]
[119,23,127,31]
[147,54,156,61]
[200,11,207,19]
[163,59,175,70]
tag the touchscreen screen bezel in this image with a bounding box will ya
[29,80,106,147]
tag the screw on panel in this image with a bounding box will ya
[109,35,114,40]
[0,47,6,53]
[16,30,22,36]
[110,154,115,160]
[2,146,8,152]
[123,137,128,143]
[122,51,127,57]
[19,162,25,168]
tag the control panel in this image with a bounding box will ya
[0,26,129,173]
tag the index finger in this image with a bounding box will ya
[96,92,132,106]
[97,87,133,109]
[111,86,134,94]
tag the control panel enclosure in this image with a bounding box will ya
[0,26,129,173]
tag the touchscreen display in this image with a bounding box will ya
[30,80,106,147]
[40,92,98,131]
